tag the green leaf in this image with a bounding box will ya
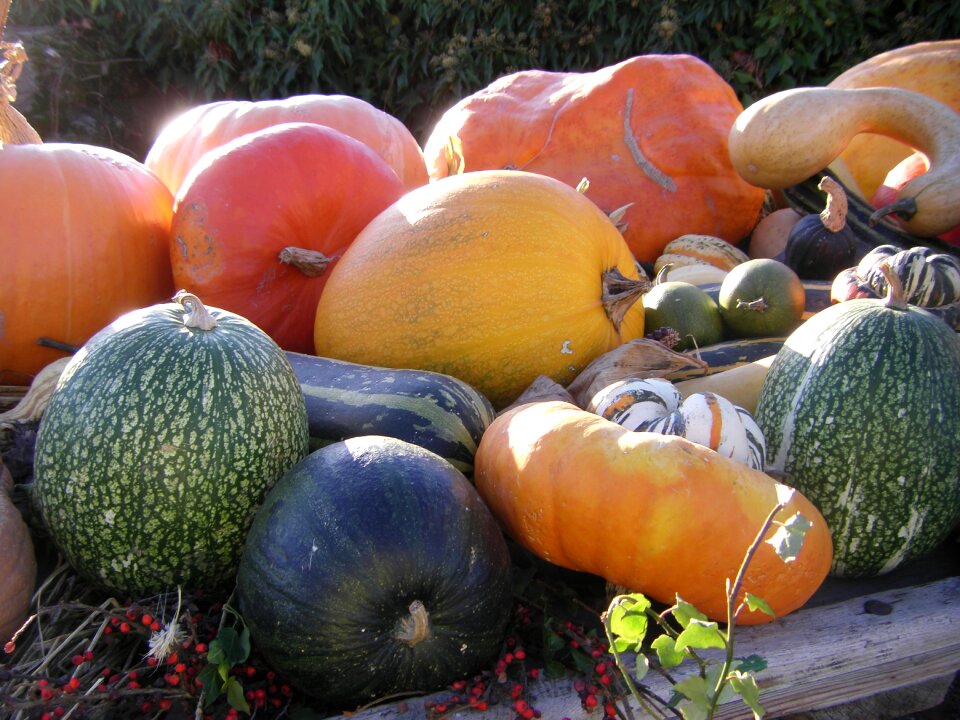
[609,601,650,648]
[766,512,813,563]
[651,634,687,670]
[672,597,708,629]
[674,675,710,707]
[675,619,727,652]
[729,670,765,719]
[744,593,776,618]
[633,653,650,682]
[197,664,224,708]
[225,676,250,713]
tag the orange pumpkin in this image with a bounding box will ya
[0,457,36,644]
[0,143,174,384]
[828,40,960,199]
[145,94,429,197]
[170,122,406,354]
[422,55,765,264]
[313,170,648,409]
[474,400,833,625]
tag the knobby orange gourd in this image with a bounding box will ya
[422,54,765,264]
[474,401,833,625]
[313,170,649,410]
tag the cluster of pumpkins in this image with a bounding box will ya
[2,39,959,712]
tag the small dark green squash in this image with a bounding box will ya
[756,265,960,577]
[783,176,858,280]
[235,435,513,709]
[32,292,309,596]
[284,351,495,474]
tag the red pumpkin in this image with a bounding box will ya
[146,94,429,197]
[0,143,174,384]
[422,55,765,264]
[871,152,960,246]
[170,122,406,353]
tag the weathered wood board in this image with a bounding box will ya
[334,571,960,720]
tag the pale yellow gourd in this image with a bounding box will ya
[728,87,960,237]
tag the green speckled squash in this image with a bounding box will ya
[756,268,960,577]
[236,435,513,708]
[32,292,309,596]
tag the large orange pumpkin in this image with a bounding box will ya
[170,122,406,354]
[828,40,960,199]
[422,55,765,264]
[145,94,429,197]
[474,400,833,625]
[0,143,174,384]
[313,170,648,409]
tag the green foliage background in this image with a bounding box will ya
[7,0,959,160]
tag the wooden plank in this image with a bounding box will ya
[336,576,960,719]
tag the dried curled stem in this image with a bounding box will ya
[394,600,431,646]
[817,176,848,232]
[174,290,218,331]
[0,1,42,145]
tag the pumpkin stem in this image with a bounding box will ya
[735,297,768,313]
[0,1,42,146]
[607,202,633,233]
[278,247,339,277]
[817,176,848,232]
[878,260,909,311]
[869,196,917,226]
[601,267,651,332]
[394,599,431,647]
[0,357,70,431]
[174,291,219,330]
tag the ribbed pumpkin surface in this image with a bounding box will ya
[33,299,309,595]
[756,298,960,577]
[313,170,647,409]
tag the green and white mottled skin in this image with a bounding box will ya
[33,298,309,596]
[756,297,960,577]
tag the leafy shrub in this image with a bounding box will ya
[8,0,958,159]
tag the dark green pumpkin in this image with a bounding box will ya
[756,273,960,577]
[284,351,495,474]
[235,435,513,708]
[32,293,309,595]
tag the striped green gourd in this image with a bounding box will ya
[284,351,495,475]
[32,292,309,596]
[756,266,960,577]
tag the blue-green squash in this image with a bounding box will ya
[235,435,513,709]
[284,351,495,474]
[32,292,309,596]
[756,268,960,577]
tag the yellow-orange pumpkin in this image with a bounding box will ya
[422,55,766,264]
[313,170,648,409]
[0,143,174,384]
[474,400,833,625]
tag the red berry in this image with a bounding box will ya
[141,614,153,626]
[166,652,179,665]
[146,657,158,667]
[160,699,173,711]
[194,643,208,653]
[584,694,598,709]
[150,621,162,632]
[119,622,131,633]
[514,648,526,661]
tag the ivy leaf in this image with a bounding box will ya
[633,653,650,682]
[672,597,708,629]
[766,512,812,563]
[651,634,687,669]
[675,618,727,652]
[197,664,223,708]
[673,675,710,708]
[728,670,764,719]
[609,596,650,649]
[744,593,776,618]
[225,676,250,713]
[208,625,251,668]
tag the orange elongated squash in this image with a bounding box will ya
[474,400,833,625]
